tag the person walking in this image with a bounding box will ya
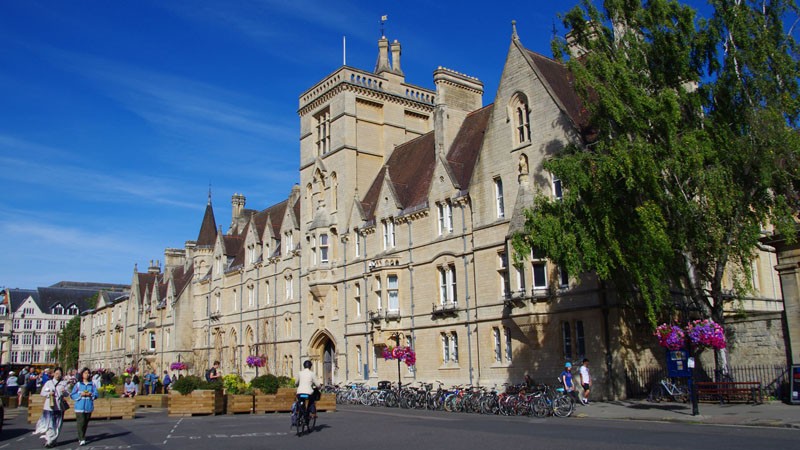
[162,371,171,394]
[33,367,68,448]
[144,369,158,395]
[5,371,19,397]
[71,367,99,447]
[206,361,221,382]
[579,358,592,404]
[560,362,580,405]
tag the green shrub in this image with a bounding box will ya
[222,373,253,395]
[250,374,279,394]
[98,385,119,398]
[171,375,222,395]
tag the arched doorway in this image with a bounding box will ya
[309,329,336,385]
[323,341,335,385]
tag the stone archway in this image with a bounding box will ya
[308,329,336,385]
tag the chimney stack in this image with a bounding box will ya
[375,37,391,74]
[390,40,403,76]
[231,193,246,223]
[433,67,483,155]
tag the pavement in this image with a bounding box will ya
[2,399,800,435]
[573,399,800,429]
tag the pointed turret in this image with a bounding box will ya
[197,196,218,247]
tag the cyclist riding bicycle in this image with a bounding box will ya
[295,360,319,424]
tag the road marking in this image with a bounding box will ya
[342,408,457,421]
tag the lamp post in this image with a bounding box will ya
[391,332,401,389]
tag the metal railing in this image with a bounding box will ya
[625,364,789,399]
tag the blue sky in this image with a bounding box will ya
[0,0,711,288]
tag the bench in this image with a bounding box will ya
[696,381,763,404]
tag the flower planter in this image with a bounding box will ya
[135,394,168,408]
[168,390,224,417]
[27,397,135,424]
[225,394,254,414]
[252,389,336,413]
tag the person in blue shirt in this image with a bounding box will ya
[162,371,172,394]
[560,362,580,404]
[70,367,99,447]
[144,370,158,395]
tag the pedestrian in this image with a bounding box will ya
[26,370,38,397]
[122,377,138,397]
[579,358,592,404]
[5,371,19,397]
[144,369,158,395]
[33,367,69,448]
[560,362,580,404]
[162,371,172,394]
[206,361,221,382]
[71,367,99,447]
[92,371,102,390]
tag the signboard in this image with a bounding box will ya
[791,364,800,404]
[666,350,691,378]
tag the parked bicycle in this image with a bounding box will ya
[647,378,689,403]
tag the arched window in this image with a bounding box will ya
[509,92,531,146]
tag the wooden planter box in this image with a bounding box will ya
[135,394,168,408]
[225,394,254,414]
[2,396,19,408]
[27,397,135,424]
[168,390,224,417]
[252,390,336,413]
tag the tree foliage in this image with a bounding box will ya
[513,0,800,342]
[53,316,81,370]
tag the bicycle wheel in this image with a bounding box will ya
[384,391,399,408]
[552,396,574,418]
[648,384,666,403]
[672,385,689,403]
[532,397,549,418]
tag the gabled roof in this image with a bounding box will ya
[446,104,494,189]
[171,265,194,298]
[136,272,159,305]
[9,286,125,314]
[361,132,436,220]
[522,48,591,137]
[253,200,288,239]
[8,289,38,313]
[222,235,244,257]
[197,201,218,247]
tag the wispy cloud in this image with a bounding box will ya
[0,146,198,210]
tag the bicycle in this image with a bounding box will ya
[647,378,689,403]
[291,395,317,436]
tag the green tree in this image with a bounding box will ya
[513,0,799,371]
[53,316,81,370]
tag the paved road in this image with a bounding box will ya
[2,405,798,450]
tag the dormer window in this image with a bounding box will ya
[52,304,64,315]
[510,92,531,146]
[316,108,331,156]
[67,304,79,315]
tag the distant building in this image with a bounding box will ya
[78,27,786,398]
[2,283,128,367]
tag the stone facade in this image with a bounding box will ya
[77,30,788,399]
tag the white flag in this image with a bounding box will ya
[381,15,388,22]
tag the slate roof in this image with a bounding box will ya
[196,201,218,247]
[171,265,194,298]
[524,49,592,138]
[8,286,127,314]
[446,105,494,189]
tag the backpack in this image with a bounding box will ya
[205,368,213,382]
[290,402,299,427]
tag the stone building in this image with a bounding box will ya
[3,283,127,367]
[78,27,787,398]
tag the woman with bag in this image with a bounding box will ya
[70,367,98,447]
[33,367,68,448]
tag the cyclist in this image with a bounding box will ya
[295,360,319,424]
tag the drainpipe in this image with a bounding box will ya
[342,234,349,382]
[407,220,416,381]
[459,200,474,385]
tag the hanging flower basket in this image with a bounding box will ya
[125,366,136,375]
[170,362,188,371]
[382,346,416,367]
[654,324,686,350]
[685,319,726,349]
[246,355,266,368]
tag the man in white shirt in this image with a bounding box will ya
[579,358,592,404]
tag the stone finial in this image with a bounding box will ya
[390,40,403,76]
[512,20,518,41]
